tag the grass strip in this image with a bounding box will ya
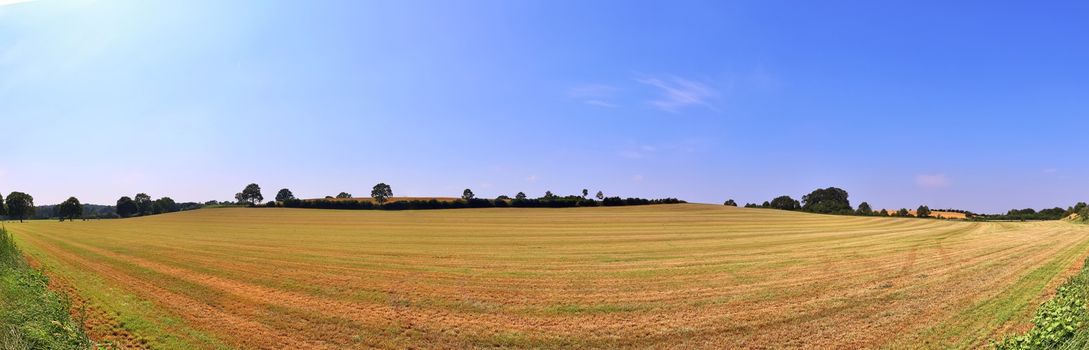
[0,226,92,349]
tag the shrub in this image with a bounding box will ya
[994,256,1089,349]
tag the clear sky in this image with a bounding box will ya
[1,0,1087,213]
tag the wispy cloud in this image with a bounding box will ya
[583,99,617,108]
[0,0,37,7]
[637,76,717,113]
[525,175,538,183]
[567,84,619,108]
[916,174,950,189]
[631,175,645,182]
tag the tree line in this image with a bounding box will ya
[972,203,1087,221]
[228,183,683,210]
[725,187,939,218]
[723,187,1088,221]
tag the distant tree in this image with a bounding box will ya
[1073,202,1088,215]
[582,189,589,199]
[0,192,5,218]
[916,205,931,218]
[769,196,801,210]
[496,195,510,200]
[116,196,138,218]
[856,202,874,216]
[275,188,295,202]
[6,192,35,223]
[879,209,889,216]
[723,199,737,207]
[802,187,852,214]
[324,196,334,199]
[897,208,910,217]
[544,191,555,199]
[515,192,527,200]
[234,192,245,204]
[58,197,82,222]
[596,191,604,200]
[761,201,771,208]
[155,197,179,213]
[462,189,475,201]
[336,192,353,199]
[240,183,264,205]
[134,193,153,215]
[371,183,393,203]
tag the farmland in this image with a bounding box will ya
[8,204,1089,349]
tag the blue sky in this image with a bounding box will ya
[1,0,1087,213]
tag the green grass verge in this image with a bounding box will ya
[0,227,92,349]
[994,255,1089,349]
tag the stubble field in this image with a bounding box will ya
[8,204,1089,349]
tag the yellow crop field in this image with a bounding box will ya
[8,204,1089,349]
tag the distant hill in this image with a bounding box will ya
[879,209,969,219]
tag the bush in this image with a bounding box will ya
[994,256,1089,349]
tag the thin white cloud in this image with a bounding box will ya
[619,150,644,159]
[637,76,717,113]
[567,84,617,98]
[916,174,950,189]
[525,175,538,183]
[568,84,619,108]
[0,0,37,7]
[583,99,617,108]
[632,175,645,182]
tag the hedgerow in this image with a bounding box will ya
[994,256,1089,349]
[0,227,93,349]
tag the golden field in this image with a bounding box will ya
[8,204,1089,349]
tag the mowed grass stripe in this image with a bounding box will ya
[10,204,1089,349]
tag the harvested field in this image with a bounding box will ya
[8,204,1089,349]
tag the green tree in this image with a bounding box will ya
[336,192,353,199]
[371,183,393,203]
[596,191,604,200]
[275,188,295,202]
[6,192,35,223]
[134,193,153,215]
[769,196,801,210]
[897,208,910,217]
[116,196,138,218]
[544,191,555,199]
[462,189,475,201]
[856,202,873,216]
[802,187,852,214]
[916,205,931,218]
[58,197,83,222]
[723,199,737,207]
[515,192,527,200]
[240,183,264,205]
[155,197,179,213]
[582,189,589,199]
[1071,202,1088,217]
[0,192,5,218]
[879,209,889,216]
